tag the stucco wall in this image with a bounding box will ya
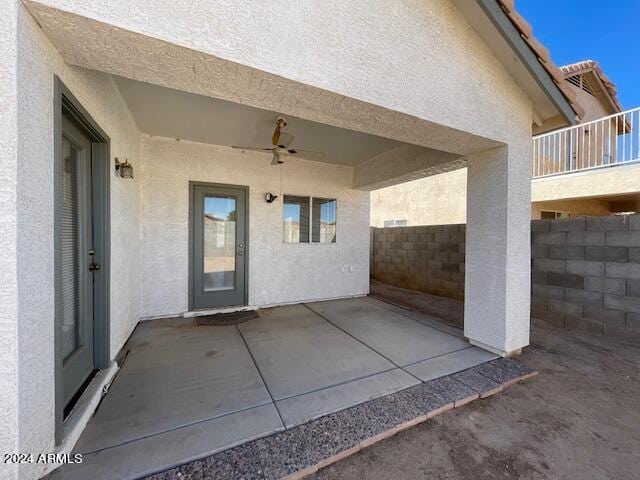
[13,5,142,477]
[27,0,533,149]
[372,163,640,226]
[0,2,19,478]
[531,163,640,202]
[370,169,467,227]
[531,199,612,219]
[140,136,370,318]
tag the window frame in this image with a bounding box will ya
[282,194,338,244]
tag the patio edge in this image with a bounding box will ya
[146,358,537,480]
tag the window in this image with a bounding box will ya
[383,219,407,227]
[283,195,337,243]
[540,210,571,220]
[283,195,310,243]
[312,198,337,243]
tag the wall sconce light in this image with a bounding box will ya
[115,157,134,179]
[265,192,278,203]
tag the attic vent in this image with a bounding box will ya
[567,74,581,88]
[581,77,596,96]
[567,74,596,97]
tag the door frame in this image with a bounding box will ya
[188,181,249,310]
[53,77,111,444]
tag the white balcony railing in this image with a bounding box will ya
[533,106,640,178]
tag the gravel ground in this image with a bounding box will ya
[310,298,640,480]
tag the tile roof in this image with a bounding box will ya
[560,60,622,113]
[497,0,585,120]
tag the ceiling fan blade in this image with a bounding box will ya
[271,152,284,165]
[277,132,295,148]
[272,124,281,146]
[231,146,273,152]
[286,149,325,159]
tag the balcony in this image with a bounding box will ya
[533,107,640,178]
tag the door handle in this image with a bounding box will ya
[89,263,101,271]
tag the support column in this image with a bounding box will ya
[464,143,531,356]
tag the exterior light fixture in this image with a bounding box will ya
[115,157,133,179]
[265,193,278,203]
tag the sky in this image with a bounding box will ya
[518,0,640,109]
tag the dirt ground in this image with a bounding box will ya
[311,289,640,480]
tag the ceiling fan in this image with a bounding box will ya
[232,116,325,165]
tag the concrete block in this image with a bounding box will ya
[586,215,629,232]
[531,270,547,285]
[629,248,640,263]
[435,232,449,243]
[566,231,605,246]
[548,299,583,317]
[630,215,640,231]
[626,312,640,328]
[564,316,604,336]
[531,296,547,312]
[606,231,640,247]
[549,246,584,260]
[605,262,640,280]
[546,272,583,289]
[530,220,550,232]
[583,276,626,295]
[604,324,640,342]
[532,284,564,300]
[564,288,603,306]
[531,244,549,259]
[585,246,627,262]
[533,308,565,328]
[583,305,625,325]
[533,259,566,273]
[440,243,459,253]
[627,280,640,298]
[566,260,604,277]
[533,232,565,245]
[605,294,640,313]
[549,217,585,232]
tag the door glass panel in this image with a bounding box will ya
[61,137,80,360]
[203,195,236,291]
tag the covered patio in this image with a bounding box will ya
[50,297,497,479]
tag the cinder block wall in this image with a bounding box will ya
[531,215,640,338]
[371,214,640,339]
[371,224,465,301]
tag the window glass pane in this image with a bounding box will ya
[312,198,337,243]
[283,195,310,243]
[395,219,407,226]
[203,195,236,291]
[61,137,80,360]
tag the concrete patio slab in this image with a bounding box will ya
[77,318,273,453]
[237,304,394,400]
[305,298,469,366]
[147,361,538,480]
[49,404,283,480]
[404,346,498,382]
[48,298,508,480]
[276,368,419,427]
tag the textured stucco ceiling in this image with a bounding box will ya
[114,76,403,167]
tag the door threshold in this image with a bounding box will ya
[43,362,119,478]
[184,305,256,317]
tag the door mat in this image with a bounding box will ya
[195,310,260,326]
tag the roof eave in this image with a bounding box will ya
[473,0,579,126]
